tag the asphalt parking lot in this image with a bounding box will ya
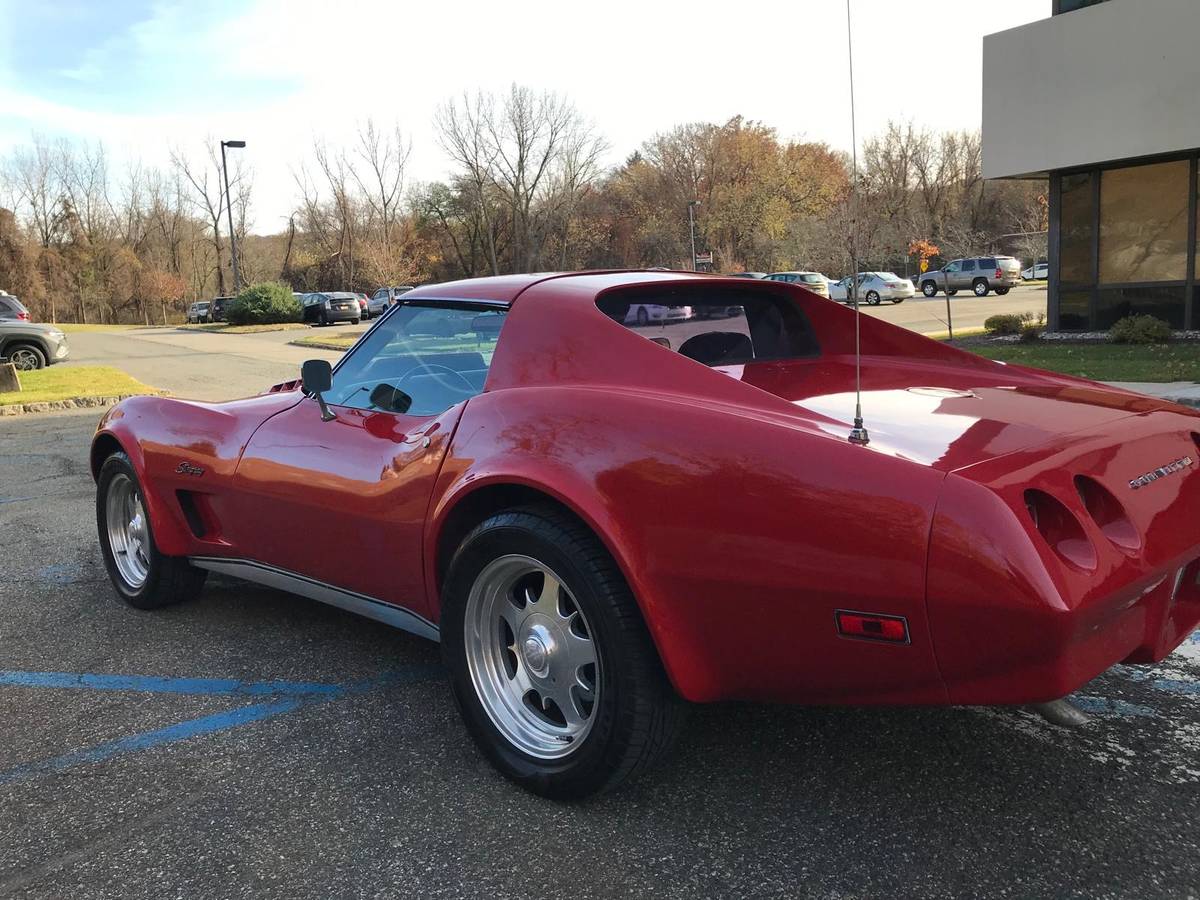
[1,406,1199,898]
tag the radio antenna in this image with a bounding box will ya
[845,0,869,446]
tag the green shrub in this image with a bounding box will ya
[1019,313,1046,343]
[984,312,1034,336]
[1109,314,1172,345]
[227,282,302,325]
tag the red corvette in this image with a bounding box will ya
[92,271,1200,798]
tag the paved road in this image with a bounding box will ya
[60,285,1046,403]
[64,327,347,401]
[1,411,1198,899]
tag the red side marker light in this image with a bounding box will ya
[835,610,909,643]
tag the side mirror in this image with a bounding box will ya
[301,359,336,422]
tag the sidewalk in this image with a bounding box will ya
[1107,381,1200,408]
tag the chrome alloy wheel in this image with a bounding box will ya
[464,555,600,759]
[9,347,42,370]
[105,473,150,588]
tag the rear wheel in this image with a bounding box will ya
[995,287,1010,296]
[973,279,990,297]
[351,318,360,325]
[319,312,328,326]
[921,281,937,297]
[442,506,686,800]
[892,297,904,304]
[96,452,206,610]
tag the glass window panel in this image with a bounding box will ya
[1099,160,1189,283]
[1096,286,1185,329]
[1058,290,1091,331]
[1059,173,1094,285]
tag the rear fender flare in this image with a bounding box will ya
[425,467,716,701]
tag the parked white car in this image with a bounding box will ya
[1022,263,1049,280]
[624,304,694,326]
[829,272,914,305]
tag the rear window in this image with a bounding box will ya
[978,258,997,269]
[598,287,818,366]
[0,296,27,313]
[798,274,823,284]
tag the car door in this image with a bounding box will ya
[956,258,976,290]
[225,301,506,617]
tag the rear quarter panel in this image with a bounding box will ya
[428,383,948,705]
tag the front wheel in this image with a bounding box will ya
[441,506,686,800]
[9,344,47,370]
[921,281,937,298]
[865,291,880,306]
[892,298,904,304]
[995,287,1010,296]
[96,451,206,609]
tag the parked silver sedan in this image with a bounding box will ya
[828,272,915,305]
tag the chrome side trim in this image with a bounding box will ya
[188,557,439,642]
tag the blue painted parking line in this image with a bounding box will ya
[0,663,444,786]
[0,670,346,697]
[0,698,302,786]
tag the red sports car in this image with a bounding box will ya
[92,271,1200,798]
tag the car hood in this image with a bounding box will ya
[1,322,60,336]
[722,357,1175,473]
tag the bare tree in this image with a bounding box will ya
[172,142,229,295]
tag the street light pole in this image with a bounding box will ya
[220,140,246,294]
[688,200,700,271]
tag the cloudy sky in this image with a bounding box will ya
[0,0,1048,232]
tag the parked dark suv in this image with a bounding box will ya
[919,256,1022,298]
[209,296,233,322]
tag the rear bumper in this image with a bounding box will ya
[325,309,358,322]
[928,411,1200,704]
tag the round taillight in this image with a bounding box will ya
[1074,475,1140,552]
[1024,489,1097,570]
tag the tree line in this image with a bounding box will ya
[0,84,1047,324]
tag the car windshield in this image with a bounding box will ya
[597,287,818,366]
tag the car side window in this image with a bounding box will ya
[979,258,996,269]
[327,303,506,417]
[961,259,976,272]
[945,261,961,272]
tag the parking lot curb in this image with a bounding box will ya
[0,393,157,417]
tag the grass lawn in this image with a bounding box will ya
[0,365,159,405]
[290,332,357,350]
[968,342,1200,382]
[55,323,164,332]
[181,322,310,334]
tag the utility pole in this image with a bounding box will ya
[687,200,701,270]
[220,140,246,294]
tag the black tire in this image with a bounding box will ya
[866,291,880,306]
[973,279,990,297]
[319,312,328,326]
[441,506,686,800]
[948,289,959,297]
[921,281,937,297]
[995,287,1010,296]
[892,298,904,304]
[7,343,47,371]
[636,307,649,326]
[351,318,360,325]
[96,451,206,610]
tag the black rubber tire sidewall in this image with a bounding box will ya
[973,280,989,297]
[866,291,880,305]
[995,287,1010,296]
[96,451,200,609]
[441,510,668,800]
